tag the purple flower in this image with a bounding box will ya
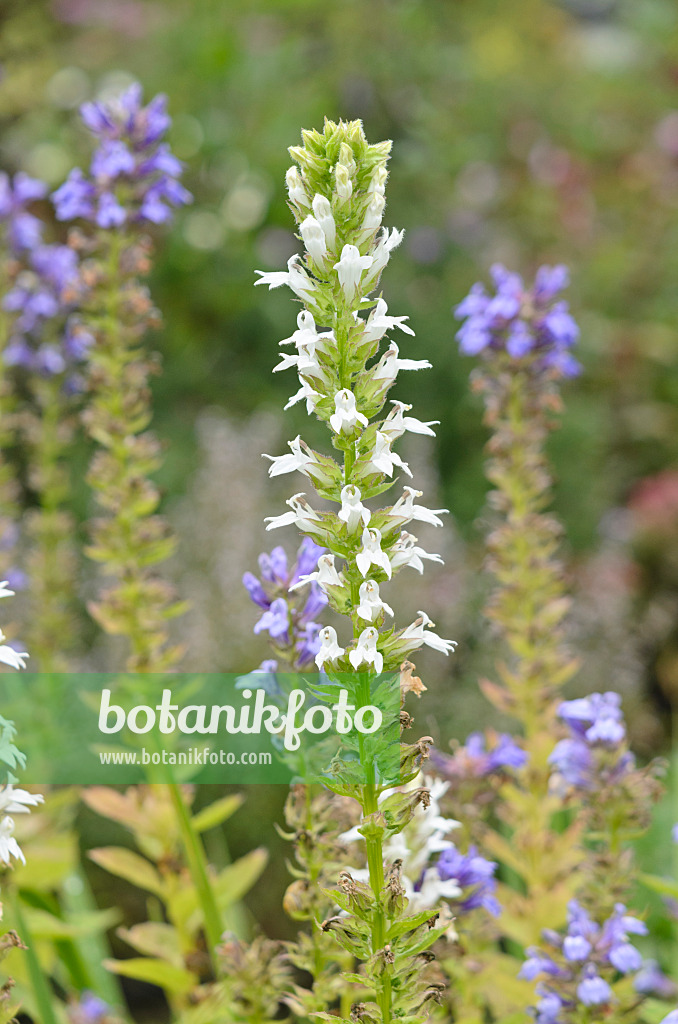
[436,844,501,916]
[672,823,678,843]
[519,951,564,981]
[52,169,96,221]
[0,172,47,253]
[576,970,612,1006]
[454,262,580,376]
[53,84,191,227]
[69,991,110,1024]
[434,730,528,780]
[634,961,678,999]
[253,598,289,641]
[562,935,591,962]
[535,987,564,1023]
[242,571,269,609]
[659,1011,678,1024]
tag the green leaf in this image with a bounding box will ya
[191,794,244,833]
[89,847,165,898]
[212,848,268,910]
[118,923,184,968]
[104,956,197,994]
[639,873,678,900]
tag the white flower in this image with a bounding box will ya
[368,431,412,478]
[263,435,315,478]
[255,255,317,303]
[389,486,449,528]
[362,298,415,344]
[300,215,328,265]
[279,310,320,348]
[361,193,385,235]
[338,485,371,533]
[290,553,343,592]
[0,816,24,865]
[284,380,319,414]
[264,492,322,534]
[335,164,353,201]
[349,627,383,674]
[312,194,336,250]
[286,166,309,211]
[274,342,327,382]
[365,226,404,281]
[390,531,444,574]
[333,244,373,301]
[0,786,44,815]
[0,582,15,599]
[329,389,368,434]
[0,633,28,670]
[356,527,392,579]
[415,867,462,910]
[373,341,432,384]
[399,611,457,656]
[381,401,438,441]
[368,166,388,196]
[357,580,394,622]
[315,626,345,669]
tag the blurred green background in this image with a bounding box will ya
[2,0,678,990]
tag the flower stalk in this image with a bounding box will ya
[255,119,456,1024]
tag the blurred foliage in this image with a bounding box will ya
[2,0,678,1002]
[2,0,678,547]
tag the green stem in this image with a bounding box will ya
[10,890,59,1024]
[166,777,223,969]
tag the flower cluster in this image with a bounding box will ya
[243,537,327,669]
[53,83,191,227]
[67,991,113,1024]
[255,120,454,680]
[454,263,580,376]
[1,172,90,381]
[434,730,528,781]
[549,692,633,793]
[521,900,648,1021]
[340,775,500,920]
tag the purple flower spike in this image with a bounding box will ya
[454,262,580,376]
[436,843,501,917]
[53,83,191,227]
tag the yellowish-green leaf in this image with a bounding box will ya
[118,922,184,968]
[191,794,244,833]
[90,847,165,898]
[104,956,197,994]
